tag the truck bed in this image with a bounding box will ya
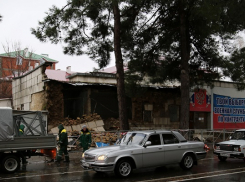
[0,135,56,152]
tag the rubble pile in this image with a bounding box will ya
[92,132,119,144]
[60,113,102,126]
[104,117,120,130]
[50,113,105,135]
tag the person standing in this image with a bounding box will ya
[80,125,91,152]
[56,124,70,163]
[18,125,28,164]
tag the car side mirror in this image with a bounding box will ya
[144,141,151,147]
[229,136,232,140]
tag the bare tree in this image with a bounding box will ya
[1,41,34,78]
[0,41,34,98]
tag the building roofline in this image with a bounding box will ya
[67,72,116,79]
[0,50,59,63]
[12,62,52,79]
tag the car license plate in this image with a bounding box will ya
[83,162,90,167]
[220,153,230,157]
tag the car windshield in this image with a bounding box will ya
[120,133,146,146]
[231,131,245,140]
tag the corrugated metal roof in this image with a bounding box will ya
[45,69,74,81]
[0,50,58,63]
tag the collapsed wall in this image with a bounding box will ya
[45,81,64,127]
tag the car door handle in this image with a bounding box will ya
[159,148,162,150]
[178,146,181,148]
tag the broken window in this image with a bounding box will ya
[143,110,152,122]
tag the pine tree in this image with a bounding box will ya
[127,0,245,129]
[31,0,150,130]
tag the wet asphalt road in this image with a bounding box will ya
[1,151,245,182]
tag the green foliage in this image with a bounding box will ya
[31,0,148,69]
[224,47,245,90]
[125,74,147,98]
[127,0,245,87]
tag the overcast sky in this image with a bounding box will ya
[0,0,115,72]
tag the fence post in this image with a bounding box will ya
[223,129,225,141]
[213,130,214,146]
[201,130,203,142]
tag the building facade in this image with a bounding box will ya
[0,50,58,99]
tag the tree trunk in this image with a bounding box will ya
[113,2,129,130]
[179,0,190,129]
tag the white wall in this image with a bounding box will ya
[199,82,245,129]
[0,99,12,107]
[12,67,45,110]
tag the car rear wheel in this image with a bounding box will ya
[1,155,20,173]
[114,159,132,177]
[180,154,194,170]
[218,156,227,162]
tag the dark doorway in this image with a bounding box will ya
[189,112,210,129]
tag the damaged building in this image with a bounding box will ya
[12,63,181,129]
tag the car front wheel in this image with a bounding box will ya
[180,154,194,170]
[114,159,132,177]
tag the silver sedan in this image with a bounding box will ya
[81,130,206,177]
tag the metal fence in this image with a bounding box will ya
[174,129,236,146]
[68,129,238,150]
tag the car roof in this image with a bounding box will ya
[129,130,178,134]
[236,129,245,132]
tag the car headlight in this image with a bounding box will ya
[82,153,85,158]
[97,155,107,161]
[216,145,220,150]
[234,146,241,152]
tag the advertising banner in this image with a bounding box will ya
[213,94,245,129]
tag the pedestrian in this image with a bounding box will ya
[56,124,70,163]
[80,125,91,152]
[18,124,28,164]
[19,124,25,136]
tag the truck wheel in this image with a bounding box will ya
[218,156,227,162]
[1,155,20,173]
[180,154,194,170]
[114,159,132,177]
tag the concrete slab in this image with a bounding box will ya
[97,126,105,132]
[72,125,81,131]
[87,121,96,129]
[95,120,104,127]
[64,126,72,132]
[51,127,59,134]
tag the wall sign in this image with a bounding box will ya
[190,89,211,112]
[213,94,245,129]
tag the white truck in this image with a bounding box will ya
[0,107,57,173]
[214,129,245,161]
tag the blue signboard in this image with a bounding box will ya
[213,94,245,129]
